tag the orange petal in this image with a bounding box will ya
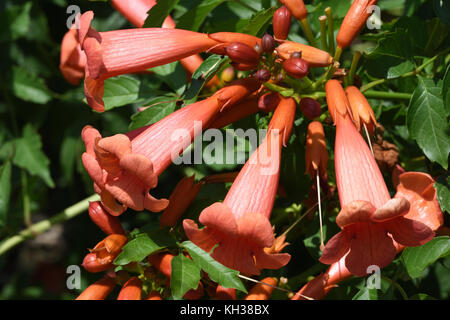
[199,202,238,237]
[395,171,444,231]
[319,230,351,265]
[371,197,410,222]
[385,217,434,247]
[236,212,274,248]
[335,200,376,228]
[345,223,397,277]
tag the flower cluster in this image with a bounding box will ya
[66,0,444,300]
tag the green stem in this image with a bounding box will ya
[300,18,318,47]
[381,276,409,300]
[0,194,99,256]
[360,50,448,92]
[346,50,362,86]
[21,170,31,227]
[325,7,335,56]
[319,15,328,52]
[364,90,411,100]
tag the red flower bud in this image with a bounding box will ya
[255,69,271,82]
[258,92,281,113]
[230,61,257,71]
[261,33,275,53]
[88,201,125,235]
[225,42,260,65]
[273,5,292,40]
[299,97,321,119]
[282,57,309,78]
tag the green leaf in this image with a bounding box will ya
[176,0,226,31]
[386,60,415,79]
[401,236,450,279]
[0,2,32,42]
[0,161,12,228]
[241,7,276,37]
[191,54,228,81]
[170,253,202,300]
[183,55,229,104]
[129,95,177,130]
[407,77,450,169]
[114,233,164,266]
[11,66,52,104]
[13,124,54,188]
[352,287,379,300]
[103,75,153,111]
[435,174,450,214]
[149,62,187,95]
[442,64,450,114]
[143,0,179,28]
[181,241,247,293]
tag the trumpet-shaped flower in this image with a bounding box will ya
[78,11,220,111]
[319,80,434,276]
[111,0,218,86]
[183,97,296,275]
[81,78,260,215]
[294,170,443,299]
[336,0,378,49]
[60,28,86,85]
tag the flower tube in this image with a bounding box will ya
[183,97,296,275]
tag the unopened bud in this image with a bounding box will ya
[255,69,271,82]
[230,61,257,71]
[282,57,309,78]
[273,5,292,40]
[88,201,125,235]
[258,92,280,113]
[299,97,321,120]
[225,42,260,65]
[261,33,275,53]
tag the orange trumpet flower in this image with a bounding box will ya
[78,11,219,112]
[59,28,86,85]
[81,77,259,216]
[76,276,116,300]
[111,0,219,87]
[183,98,296,275]
[336,0,378,49]
[320,80,434,277]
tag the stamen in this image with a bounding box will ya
[363,123,374,156]
[317,171,324,251]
